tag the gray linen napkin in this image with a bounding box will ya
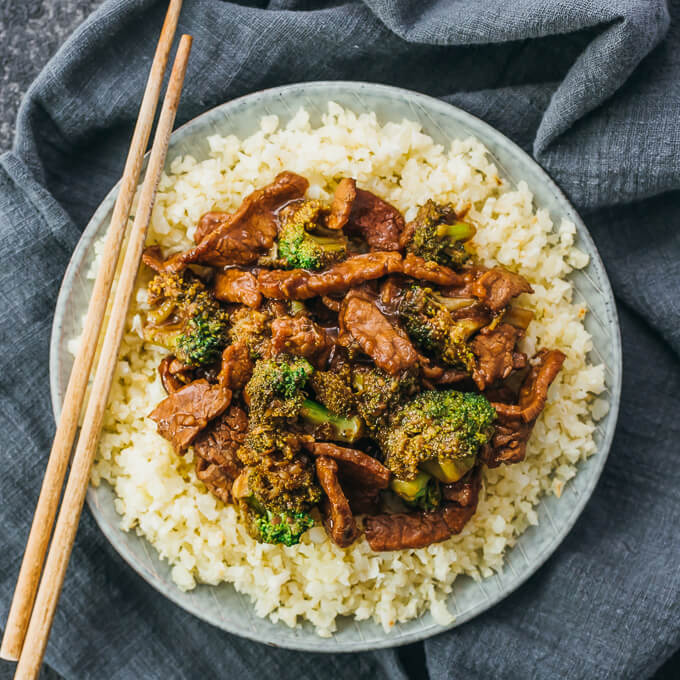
[1,1,679,678]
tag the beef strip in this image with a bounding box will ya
[344,485,382,515]
[441,466,481,507]
[401,253,463,287]
[306,442,391,489]
[365,465,482,551]
[326,178,356,230]
[471,323,528,390]
[491,349,566,423]
[315,456,360,548]
[338,289,418,376]
[270,315,333,369]
[213,268,262,308]
[470,267,533,311]
[144,172,309,272]
[217,342,254,392]
[149,379,231,453]
[483,349,566,467]
[158,356,191,394]
[257,252,461,301]
[193,405,248,503]
[364,502,478,551]
[346,188,404,251]
[418,355,469,388]
[194,211,229,244]
[258,251,403,299]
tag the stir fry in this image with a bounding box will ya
[143,172,565,551]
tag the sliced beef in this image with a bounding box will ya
[217,342,254,392]
[418,355,468,387]
[441,467,481,507]
[471,267,533,312]
[214,268,262,308]
[149,379,231,453]
[258,251,403,300]
[326,178,356,230]
[471,323,528,390]
[194,211,229,245]
[481,424,532,468]
[364,502,478,551]
[158,355,192,394]
[401,253,463,287]
[315,456,360,548]
[306,442,390,489]
[491,349,566,423]
[193,405,248,503]
[365,465,481,550]
[346,188,404,251]
[257,252,461,300]
[344,485,382,515]
[338,289,418,376]
[484,349,566,467]
[146,172,309,271]
[270,315,333,369]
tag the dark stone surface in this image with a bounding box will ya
[0,2,678,679]
[0,0,104,152]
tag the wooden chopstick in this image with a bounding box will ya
[12,33,193,680]
[0,0,184,664]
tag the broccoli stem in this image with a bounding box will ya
[300,398,363,444]
[436,220,476,243]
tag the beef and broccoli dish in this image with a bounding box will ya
[143,171,565,552]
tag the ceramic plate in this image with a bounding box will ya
[50,82,622,651]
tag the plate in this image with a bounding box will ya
[50,81,622,651]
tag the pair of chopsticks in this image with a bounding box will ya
[1,2,191,677]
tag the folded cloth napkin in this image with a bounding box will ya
[2,1,679,678]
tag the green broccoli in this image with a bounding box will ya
[404,200,475,268]
[239,482,317,547]
[398,285,486,372]
[245,356,315,421]
[309,367,356,416]
[143,270,229,367]
[244,356,363,443]
[390,470,441,511]
[175,312,229,366]
[278,200,347,270]
[381,389,496,481]
[299,399,363,444]
[351,365,420,433]
[252,508,315,546]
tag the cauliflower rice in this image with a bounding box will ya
[83,104,607,636]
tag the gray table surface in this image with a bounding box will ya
[0,2,677,679]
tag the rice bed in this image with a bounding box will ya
[82,104,607,636]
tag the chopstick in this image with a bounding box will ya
[11,31,192,680]
[0,0,184,664]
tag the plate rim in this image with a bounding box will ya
[49,80,622,652]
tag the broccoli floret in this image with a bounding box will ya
[144,270,229,366]
[239,484,317,546]
[390,471,441,511]
[309,367,355,416]
[404,200,475,268]
[399,285,486,372]
[278,200,347,270]
[228,306,272,360]
[245,356,314,421]
[252,508,315,546]
[381,389,496,480]
[299,399,363,444]
[175,312,229,366]
[351,366,420,433]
